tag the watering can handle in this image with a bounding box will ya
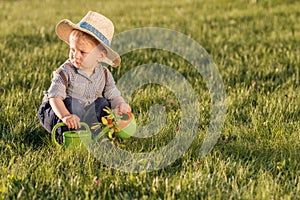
[51,122,90,147]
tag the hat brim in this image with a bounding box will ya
[56,19,121,67]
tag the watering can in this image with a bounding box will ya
[116,112,136,139]
[52,112,137,148]
[52,122,93,148]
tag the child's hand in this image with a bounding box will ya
[117,103,131,115]
[62,114,81,129]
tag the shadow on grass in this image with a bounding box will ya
[23,124,51,149]
[211,134,300,178]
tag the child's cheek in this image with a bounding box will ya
[69,52,74,60]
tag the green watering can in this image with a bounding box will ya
[116,112,136,139]
[52,122,93,148]
[52,113,137,148]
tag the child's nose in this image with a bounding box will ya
[74,51,81,59]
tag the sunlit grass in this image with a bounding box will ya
[0,0,299,199]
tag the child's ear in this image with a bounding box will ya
[97,51,106,62]
[99,51,106,59]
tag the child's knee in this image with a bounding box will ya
[95,97,110,108]
[63,97,85,118]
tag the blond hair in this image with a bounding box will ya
[69,29,107,54]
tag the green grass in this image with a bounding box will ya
[1,0,300,199]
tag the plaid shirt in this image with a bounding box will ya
[43,60,125,108]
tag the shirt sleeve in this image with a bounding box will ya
[102,68,126,109]
[45,70,67,100]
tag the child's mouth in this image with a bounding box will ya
[75,61,81,66]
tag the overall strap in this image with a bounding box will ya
[103,67,108,83]
[56,69,68,89]
[102,67,109,98]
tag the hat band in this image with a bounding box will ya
[77,21,110,47]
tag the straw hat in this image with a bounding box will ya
[56,11,121,67]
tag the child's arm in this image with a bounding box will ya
[49,97,81,129]
[102,67,132,114]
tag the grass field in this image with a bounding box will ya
[1,0,300,199]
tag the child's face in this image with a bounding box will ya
[69,35,102,70]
